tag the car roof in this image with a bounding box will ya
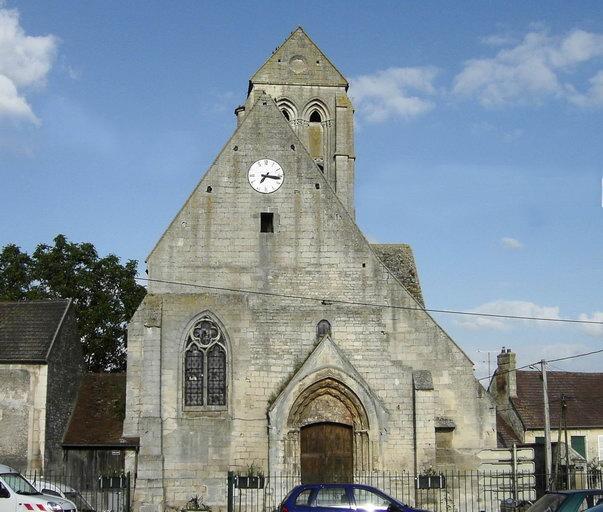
[548,490,603,495]
[0,464,18,473]
[37,481,76,492]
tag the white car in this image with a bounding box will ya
[0,465,77,512]
[33,482,93,512]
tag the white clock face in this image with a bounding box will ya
[248,159,284,194]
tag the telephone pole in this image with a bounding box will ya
[542,360,552,490]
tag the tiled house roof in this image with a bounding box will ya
[496,413,522,448]
[513,370,603,429]
[0,300,71,362]
[371,244,424,306]
[63,373,136,447]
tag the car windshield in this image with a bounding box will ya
[65,491,94,511]
[527,494,568,512]
[1,473,42,496]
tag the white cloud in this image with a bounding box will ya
[481,34,517,47]
[0,6,57,123]
[453,29,603,107]
[578,311,603,338]
[350,67,438,122]
[0,74,37,122]
[458,300,560,330]
[500,237,523,250]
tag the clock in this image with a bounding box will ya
[248,159,284,194]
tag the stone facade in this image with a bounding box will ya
[124,27,496,512]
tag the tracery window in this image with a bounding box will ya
[184,316,227,406]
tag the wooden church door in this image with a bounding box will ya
[300,422,353,483]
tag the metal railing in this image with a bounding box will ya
[227,468,603,512]
[20,470,131,512]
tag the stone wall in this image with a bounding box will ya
[46,309,83,469]
[0,364,47,470]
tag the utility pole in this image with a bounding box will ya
[542,360,552,491]
[563,396,570,489]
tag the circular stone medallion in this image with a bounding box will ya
[289,55,307,74]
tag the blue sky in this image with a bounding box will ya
[1,1,601,379]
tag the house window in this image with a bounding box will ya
[184,317,227,406]
[571,435,586,459]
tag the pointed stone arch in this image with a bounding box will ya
[288,377,369,429]
[276,98,297,122]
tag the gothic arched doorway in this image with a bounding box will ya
[285,377,371,478]
[301,422,353,483]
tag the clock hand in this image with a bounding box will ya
[261,173,281,180]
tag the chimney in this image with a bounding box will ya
[496,347,517,399]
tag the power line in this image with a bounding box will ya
[135,276,603,326]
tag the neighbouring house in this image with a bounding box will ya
[62,373,138,479]
[0,299,83,470]
[123,27,497,512]
[490,347,603,464]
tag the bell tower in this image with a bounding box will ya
[236,27,357,217]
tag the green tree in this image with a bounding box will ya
[0,235,147,372]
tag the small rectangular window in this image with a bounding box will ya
[260,212,274,233]
[571,435,586,458]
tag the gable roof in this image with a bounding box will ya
[0,299,71,363]
[63,373,136,448]
[250,27,348,90]
[371,244,424,306]
[146,93,475,367]
[512,370,603,429]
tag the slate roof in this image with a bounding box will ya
[63,373,136,448]
[371,244,424,306]
[0,299,71,363]
[512,370,603,429]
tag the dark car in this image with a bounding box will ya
[526,490,603,512]
[280,483,430,512]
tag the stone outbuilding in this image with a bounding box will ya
[123,27,497,512]
[0,299,82,470]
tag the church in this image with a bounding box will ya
[123,27,497,512]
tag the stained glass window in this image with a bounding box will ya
[183,316,227,407]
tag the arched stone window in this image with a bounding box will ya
[304,100,328,162]
[316,319,331,338]
[277,99,297,123]
[184,316,227,406]
[309,110,322,123]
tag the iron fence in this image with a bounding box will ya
[21,470,131,512]
[227,468,603,512]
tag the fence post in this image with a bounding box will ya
[126,472,131,512]
[227,471,235,512]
